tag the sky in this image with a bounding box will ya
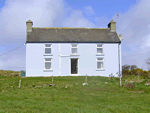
[0,0,150,71]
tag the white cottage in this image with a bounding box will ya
[25,20,123,77]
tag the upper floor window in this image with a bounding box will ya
[71,44,78,54]
[45,44,51,54]
[97,44,103,54]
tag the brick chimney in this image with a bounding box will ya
[26,20,33,32]
[108,20,116,32]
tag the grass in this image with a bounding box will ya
[0,74,150,113]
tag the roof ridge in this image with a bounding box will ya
[32,27,109,29]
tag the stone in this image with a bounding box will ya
[145,81,150,85]
[129,81,134,83]
[82,83,89,86]
[123,83,135,89]
[49,84,55,86]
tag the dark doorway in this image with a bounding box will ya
[71,59,78,74]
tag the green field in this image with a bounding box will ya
[0,75,150,113]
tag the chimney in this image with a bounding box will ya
[26,20,33,32]
[108,20,116,32]
[119,34,123,41]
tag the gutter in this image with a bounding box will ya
[118,42,122,86]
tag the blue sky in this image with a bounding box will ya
[0,0,150,71]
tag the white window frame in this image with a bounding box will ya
[71,44,78,54]
[44,58,52,70]
[45,44,52,55]
[97,44,103,54]
[97,58,104,70]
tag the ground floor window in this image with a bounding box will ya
[44,58,52,70]
[97,58,104,69]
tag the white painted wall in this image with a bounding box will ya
[26,43,121,77]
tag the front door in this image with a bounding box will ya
[71,59,78,74]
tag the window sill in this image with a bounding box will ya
[96,54,104,56]
[96,69,105,71]
[70,54,79,56]
[43,69,53,72]
[44,54,53,56]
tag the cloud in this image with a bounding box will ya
[84,6,95,15]
[112,0,150,70]
[63,10,96,27]
[0,0,95,71]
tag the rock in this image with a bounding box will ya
[129,81,134,83]
[34,86,42,88]
[145,81,150,85]
[82,83,89,86]
[133,91,144,93]
[49,84,55,86]
[123,83,135,89]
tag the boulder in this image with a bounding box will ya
[123,83,135,89]
[145,81,150,85]
[82,83,89,86]
[49,84,55,86]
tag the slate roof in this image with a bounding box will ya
[26,27,121,43]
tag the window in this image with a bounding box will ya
[71,44,78,54]
[97,44,103,54]
[44,58,52,70]
[97,58,104,69]
[45,44,51,54]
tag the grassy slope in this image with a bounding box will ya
[0,75,150,113]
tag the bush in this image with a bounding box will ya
[122,66,150,79]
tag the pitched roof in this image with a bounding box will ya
[26,27,121,43]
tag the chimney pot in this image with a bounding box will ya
[119,34,123,41]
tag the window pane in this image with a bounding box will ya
[97,62,103,69]
[45,45,51,47]
[72,48,77,54]
[97,48,103,54]
[45,58,51,61]
[97,45,102,47]
[45,62,51,69]
[72,44,77,47]
[97,58,103,61]
[45,48,51,54]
